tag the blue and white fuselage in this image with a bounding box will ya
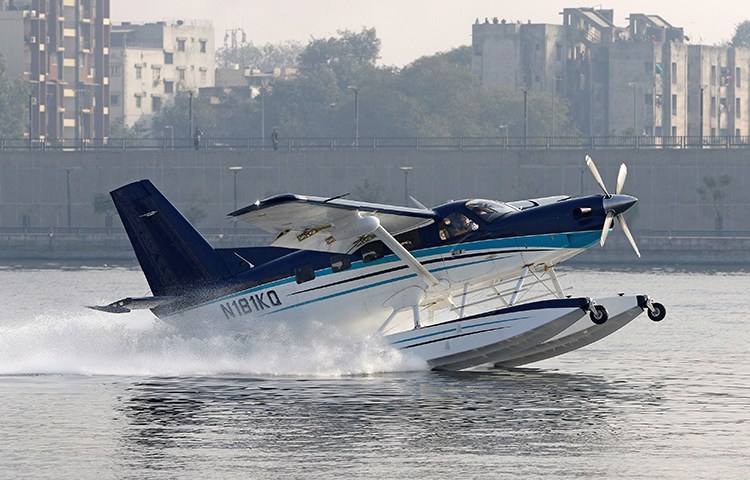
[93,164,664,370]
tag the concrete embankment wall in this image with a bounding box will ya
[0,148,749,263]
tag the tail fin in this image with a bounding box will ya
[111,180,231,296]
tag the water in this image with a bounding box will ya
[1,263,748,479]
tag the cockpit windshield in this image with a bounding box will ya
[465,199,519,223]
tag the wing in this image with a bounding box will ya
[229,194,437,253]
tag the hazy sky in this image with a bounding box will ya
[110,0,747,66]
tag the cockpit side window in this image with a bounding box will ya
[439,212,478,241]
[465,199,518,223]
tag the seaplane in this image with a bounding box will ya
[92,155,666,371]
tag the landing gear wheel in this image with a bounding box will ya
[589,305,608,325]
[647,302,666,322]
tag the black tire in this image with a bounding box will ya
[647,302,666,322]
[589,304,608,325]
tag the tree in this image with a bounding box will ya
[730,20,750,47]
[217,40,302,71]
[150,89,217,139]
[297,28,381,88]
[697,174,731,232]
[0,54,27,138]
[93,193,116,229]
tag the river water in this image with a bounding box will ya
[0,262,748,479]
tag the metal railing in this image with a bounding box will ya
[2,135,750,152]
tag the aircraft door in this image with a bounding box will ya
[438,212,494,284]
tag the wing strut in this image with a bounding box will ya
[373,225,441,288]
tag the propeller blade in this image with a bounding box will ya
[616,163,628,195]
[617,215,641,258]
[585,155,610,197]
[600,211,615,246]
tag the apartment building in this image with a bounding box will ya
[471,7,749,139]
[109,20,215,134]
[0,0,110,142]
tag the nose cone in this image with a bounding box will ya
[603,194,637,215]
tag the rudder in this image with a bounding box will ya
[111,180,231,296]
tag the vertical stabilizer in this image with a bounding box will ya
[110,180,230,296]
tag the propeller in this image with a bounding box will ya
[584,155,641,258]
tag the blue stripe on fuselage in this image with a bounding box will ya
[163,229,601,317]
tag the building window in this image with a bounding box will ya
[199,39,207,53]
[200,69,207,84]
[672,126,677,136]
[111,65,121,77]
[135,95,142,108]
[151,96,162,112]
[164,52,173,65]
[152,67,161,86]
[164,81,174,94]
[737,67,742,88]
[710,96,716,116]
[177,39,186,51]
[178,68,186,81]
[671,94,677,115]
[736,98,741,119]
[135,65,142,80]
[711,65,716,86]
[111,94,119,105]
[671,62,677,83]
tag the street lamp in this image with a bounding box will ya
[164,125,174,149]
[521,89,528,149]
[188,90,194,142]
[28,94,36,150]
[229,166,243,231]
[348,85,359,147]
[400,166,413,206]
[699,84,707,148]
[627,82,637,135]
[65,167,81,229]
[551,76,561,139]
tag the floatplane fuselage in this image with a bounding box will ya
[93,157,666,370]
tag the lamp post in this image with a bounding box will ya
[551,76,561,139]
[188,90,194,142]
[400,166,413,206]
[28,94,36,150]
[348,85,359,147]
[627,82,637,135]
[260,85,265,147]
[522,89,528,149]
[229,166,243,232]
[66,169,72,229]
[699,84,707,148]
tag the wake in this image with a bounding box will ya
[0,309,427,377]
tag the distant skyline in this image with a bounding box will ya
[110,0,747,66]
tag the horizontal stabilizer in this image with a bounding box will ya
[89,296,177,314]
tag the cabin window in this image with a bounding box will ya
[330,255,351,272]
[439,212,478,241]
[361,242,385,263]
[295,264,315,284]
[395,230,421,251]
[465,199,518,223]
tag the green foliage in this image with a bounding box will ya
[0,54,27,138]
[730,21,750,47]
[93,193,115,215]
[151,89,217,138]
[217,40,303,70]
[697,174,731,231]
[149,28,577,141]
